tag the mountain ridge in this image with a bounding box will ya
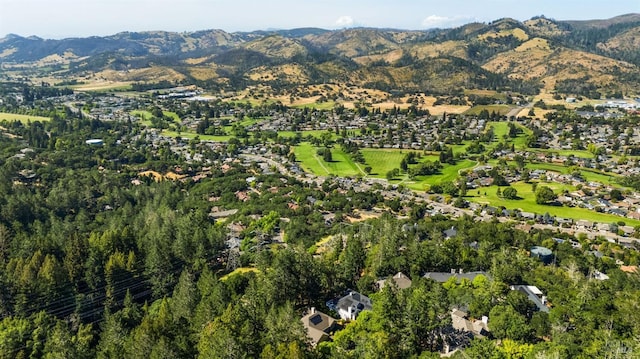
[2,14,639,97]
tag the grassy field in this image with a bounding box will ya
[163,111,181,122]
[466,181,640,226]
[291,101,336,110]
[0,112,50,123]
[360,149,411,176]
[294,143,364,177]
[131,110,181,126]
[131,110,152,119]
[403,159,477,191]
[487,121,509,140]
[446,121,531,155]
[295,145,478,190]
[162,130,231,142]
[450,143,470,155]
[483,121,531,149]
[423,159,476,184]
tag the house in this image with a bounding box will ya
[376,272,412,290]
[592,270,609,281]
[597,223,611,233]
[510,285,549,312]
[627,212,640,220]
[530,246,554,264]
[336,291,372,320]
[443,226,458,239]
[620,226,636,236]
[520,212,536,221]
[85,139,104,145]
[555,218,573,226]
[451,308,489,338]
[618,238,638,249]
[575,220,594,229]
[482,206,498,216]
[300,308,336,346]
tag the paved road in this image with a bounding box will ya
[506,102,533,118]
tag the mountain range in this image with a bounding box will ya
[2,14,640,97]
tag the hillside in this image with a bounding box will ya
[2,14,640,97]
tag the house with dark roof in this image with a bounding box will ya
[443,226,458,239]
[300,308,336,346]
[336,291,372,320]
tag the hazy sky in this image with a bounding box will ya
[1,0,639,39]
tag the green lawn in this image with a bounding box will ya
[162,130,231,142]
[450,143,470,155]
[484,121,531,150]
[291,101,336,110]
[467,181,640,226]
[131,110,152,119]
[404,159,477,191]
[296,145,477,189]
[488,121,509,140]
[131,110,181,126]
[294,143,363,177]
[512,130,531,149]
[422,159,476,184]
[360,149,408,176]
[163,111,181,123]
[0,112,50,123]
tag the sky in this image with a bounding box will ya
[1,0,639,39]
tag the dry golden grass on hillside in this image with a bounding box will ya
[483,42,635,91]
[0,47,17,58]
[229,84,470,114]
[514,38,550,52]
[37,53,72,64]
[353,49,404,65]
[95,67,186,83]
[478,28,529,41]
[139,171,185,182]
[597,27,640,52]
[247,64,309,83]
[332,34,399,58]
[524,18,569,37]
[184,57,210,65]
[532,91,606,109]
[516,108,556,118]
[409,41,468,60]
[187,66,219,81]
[365,94,469,114]
[243,36,308,58]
